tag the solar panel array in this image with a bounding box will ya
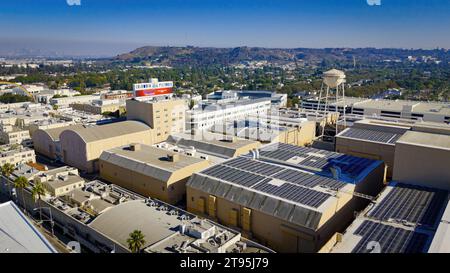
[253,181,330,208]
[200,156,343,208]
[338,127,402,144]
[202,165,266,187]
[273,169,346,190]
[260,143,377,181]
[367,184,448,227]
[351,220,430,253]
[223,157,285,176]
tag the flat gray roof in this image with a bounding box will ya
[65,120,150,143]
[396,131,450,150]
[100,144,207,182]
[88,200,190,249]
[0,201,57,253]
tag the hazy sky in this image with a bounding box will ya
[1,0,450,57]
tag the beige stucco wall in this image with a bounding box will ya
[32,129,57,159]
[393,142,450,191]
[127,99,186,144]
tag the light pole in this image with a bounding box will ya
[33,207,55,237]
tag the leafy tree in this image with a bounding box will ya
[14,176,30,214]
[1,163,15,196]
[31,181,47,221]
[127,230,146,253]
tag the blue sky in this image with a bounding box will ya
[1,0,450,56]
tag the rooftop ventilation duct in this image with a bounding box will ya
[129,143,141,151]
[167,153,180,162]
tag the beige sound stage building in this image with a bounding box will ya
[59,121,153,173]
[186,143,385,253]
[99,143,210,205]
[32,124,84,160]
[335,119,450,179]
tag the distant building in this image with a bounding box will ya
[209,118,315,147]
[0,124,31,145]
[70,99,125,115]
[99,143,210,204]
[133,78,173,98]
[0,144,35,167]
[0,201,57,253]
[301,97,450,124]
[207,90,287,107]
[186,97,272,133]
[50,95,99,107]
[186,143,385,253]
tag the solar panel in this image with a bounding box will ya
[260,142,379,182]
[273,169,346,190]
[202,165,266,187]
[338,127,402,144]
[253,180,331,208]
[223,157,285,176]
[367,184,448,227]
[351,220,430,253]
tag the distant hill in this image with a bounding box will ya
[114,46,450,67]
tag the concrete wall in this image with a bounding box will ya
[393,142,450,191]
[336,137,394,179]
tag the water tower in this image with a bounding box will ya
[316,69,346,140]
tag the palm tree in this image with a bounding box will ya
[31,181,47,222]
[14,176,29,214]
[127,230,146,253]
[1,163,15,196]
